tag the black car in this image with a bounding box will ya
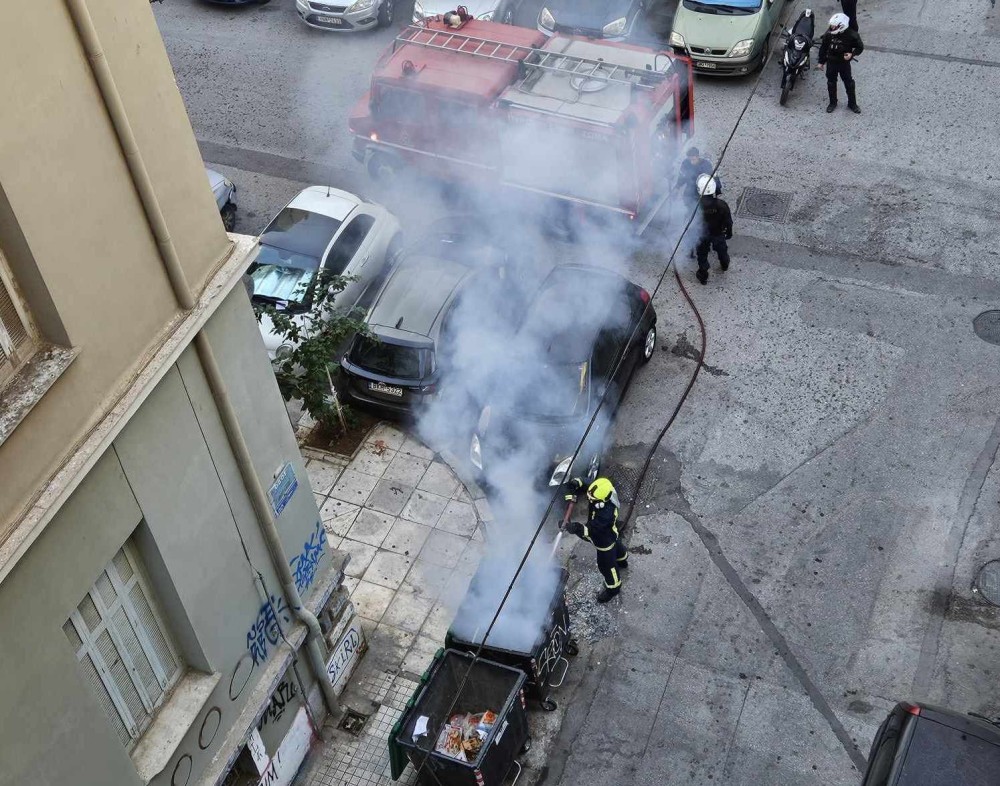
[538,0,644,40]
[470,264,656,488]
[863,701,1000,785]
[340,231,540,418]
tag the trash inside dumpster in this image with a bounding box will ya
[446,565,578,710]
[389,649,529,785]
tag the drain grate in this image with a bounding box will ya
[338,709,370,736]
[974,560,1000,606]
[973,311,1000,346]
[736,187,792,223]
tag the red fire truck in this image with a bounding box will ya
[348,14,694,223]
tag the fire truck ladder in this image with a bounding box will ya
[397,26,670,89]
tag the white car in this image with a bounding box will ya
[412,0,514,24]
[247,186,401,360]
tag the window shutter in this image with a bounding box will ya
[111,605,163,705]
[80,653,132,747]
[0,268,32,369]
[128,582,179,681]
[95,629,148,729]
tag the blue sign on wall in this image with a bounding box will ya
[269,462,298,517]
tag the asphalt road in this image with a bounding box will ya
[155,0,1000,784]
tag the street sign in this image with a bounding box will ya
[268,463,298,517]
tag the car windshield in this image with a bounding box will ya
[683,0,762,14]
[519,361,590,419]
[249,246,319,310]
[351,336,433,380]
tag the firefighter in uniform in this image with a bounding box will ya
[694,174,733,285]
[818,13,864,114]
[563,477,629,603]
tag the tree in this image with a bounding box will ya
[254,270,368,433]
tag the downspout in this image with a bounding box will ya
[64,0,194,311]
[195,332,340,714]
[65,0,340,713]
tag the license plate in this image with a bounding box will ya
[317,15,343,23]
[697,61,717,69]
[369,381,403,397]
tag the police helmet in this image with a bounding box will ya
[828,13,849,34]
[697,173,717,197]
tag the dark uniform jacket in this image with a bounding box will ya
[579,499,620,550]
[699,196,733,239]
[675,157,715,194]
[818,29,864,64]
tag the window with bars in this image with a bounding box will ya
[0,247,37,388]
[63,542,183,749]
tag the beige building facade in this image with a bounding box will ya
[0,3,349,785]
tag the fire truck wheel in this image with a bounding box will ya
[565,639,580,657]
[540,698,558,712]
[520,736,534,754]
[377,0,393,26]
[367,152,398,182]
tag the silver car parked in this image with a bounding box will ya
[296,0,395,31]
[412,0,514,24]
[206,167,237,231]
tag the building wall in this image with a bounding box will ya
[0,289,329,786]
[0,0,230,537]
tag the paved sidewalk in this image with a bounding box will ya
[299,423,493,786]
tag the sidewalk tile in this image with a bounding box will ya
[343,540,378,578]
[363,551,413,590]
[474,497,494,523]
[383,454,431,487]
[437,499,477,537]
[351,581,395,622]
[320,498,361,538]
[328,469,380,506]
[325,534,342,550]
[401,489,449,527]
[306,461,340,495]
[381,590,434,634]
[346,509,395,547]
[420,603,455,641]
[348,443,396,478]
[442,569,474,600]
[342,576,360,595]
[472,525,485,542]
[418,529,468,569]
[365,422,407,451]
[401,562,451,601]
[402,635,442,675]
[366,479,414,516]
[417,461,460,498]
[382,518,432,557]
[399,436,436,461]
[373,622,416,655]
[455,540,484,574]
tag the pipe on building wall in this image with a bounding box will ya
[195,332,340,714]
[63,0,195,311]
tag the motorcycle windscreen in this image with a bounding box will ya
[498,115,623,210]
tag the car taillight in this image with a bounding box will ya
[639,288,650,304]
[370,132,379,142]
[901,702,921,716]
[420,383,436,394]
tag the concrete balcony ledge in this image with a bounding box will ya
[0,344,78,447]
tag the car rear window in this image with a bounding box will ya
[351,336,433,380]
[260,208,341,259]
[895,718,1000,785]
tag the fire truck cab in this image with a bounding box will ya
[349,17,694,223]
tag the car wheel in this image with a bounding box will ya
[220,203,237,232]
[586,454,600,483]
[377,0,393,26]
[757,34,771,70]
[367,152,398,182]
[641,323,656,364]
[503,6,513,23]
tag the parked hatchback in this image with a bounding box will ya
[538,0,643,40]
[863,701,1000,785]
[471,264,656,488]
[247,186,401,360]
[296,0,395,31]
[340,230,537,417]
[669,0,786,75]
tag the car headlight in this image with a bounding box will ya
[346,0,376,12]
[470,434,483,470]
[477,10,494,20]
[224,178,234,190]
[549,456,574,487]
[729,38,754,58]
[539,7,555,29]
[274,344,294,362]
[602,16,627,36]
[668,30,685,47]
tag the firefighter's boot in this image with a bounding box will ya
[826,81,838,113]
[696,270,708,285]
[846,83,861,113]
[596,586,620,603]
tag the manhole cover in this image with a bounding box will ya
[973,311,1000,346]
[338,709,369,736]
[736,187,792,223]
[974,560,1000,606]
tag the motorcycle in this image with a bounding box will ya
[779,9,815,106]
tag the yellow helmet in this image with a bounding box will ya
[587,477,614,502]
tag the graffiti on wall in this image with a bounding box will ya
[256,678,298,731]
[290,520,325,594]
[246,594,293,667]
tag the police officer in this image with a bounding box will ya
[563,477,628,603]
[818,13,864,114]
[674,147,716,205]
[694,174,732,285]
